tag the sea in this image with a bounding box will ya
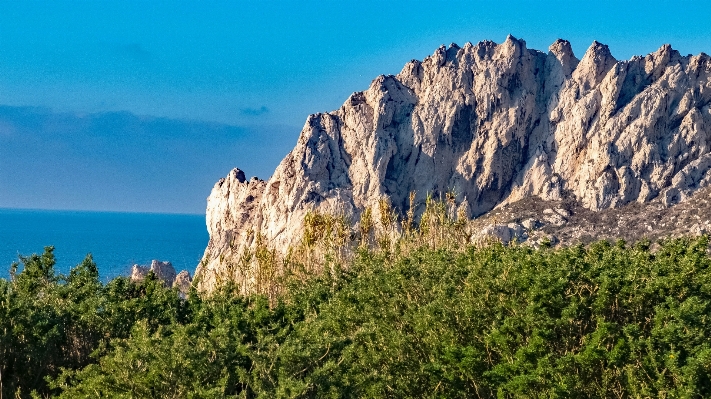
[0,208,208,282]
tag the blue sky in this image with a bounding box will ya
[0,0,709,214]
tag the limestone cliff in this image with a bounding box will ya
[197,36,711,290]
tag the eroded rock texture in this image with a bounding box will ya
[197,36,711,290]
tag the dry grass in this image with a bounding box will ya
[210,186,711,299]
[215,191,475,298]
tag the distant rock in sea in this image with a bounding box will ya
[129,264,150,282]
[131,260,191,294]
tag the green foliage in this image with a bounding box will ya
[4,236,711,397]
[0,248,188,398]
[1,247,92,397]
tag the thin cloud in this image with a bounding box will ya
[0,105,297,213]
[240,106,269,116]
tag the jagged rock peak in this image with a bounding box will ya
[581,40,616,64]
[504,34,526,47]
[652,43,680,64]
[197,36,711,292]
[429,44,463,66]
[497,34,526,58]
[549,39,576,60]
[657,43,673,54]
[572,40,617,91]
[548,39,579,76]
[226,168,246,184]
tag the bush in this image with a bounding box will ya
[3,236,711,397]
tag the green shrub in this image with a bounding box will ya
[4,235,711,397]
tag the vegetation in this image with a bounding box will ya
[3,199,711,397]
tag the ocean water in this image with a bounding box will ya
[0,208,208,282]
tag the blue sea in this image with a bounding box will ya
[0,208,208,282]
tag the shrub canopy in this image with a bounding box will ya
[2,237,711,398]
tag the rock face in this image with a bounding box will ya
[197,36,711,290]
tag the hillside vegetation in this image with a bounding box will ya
[3,225,711,397]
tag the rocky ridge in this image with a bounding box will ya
[197,36,711,290]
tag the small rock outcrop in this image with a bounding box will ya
[149,260,177,285]
[198,36,711,291]
[130,264,149,282]
[130,260,191,292]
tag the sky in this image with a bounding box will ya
[1,0,710,214]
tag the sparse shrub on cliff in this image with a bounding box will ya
[219,194,474,298]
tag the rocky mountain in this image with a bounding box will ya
[196,36,711,290]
